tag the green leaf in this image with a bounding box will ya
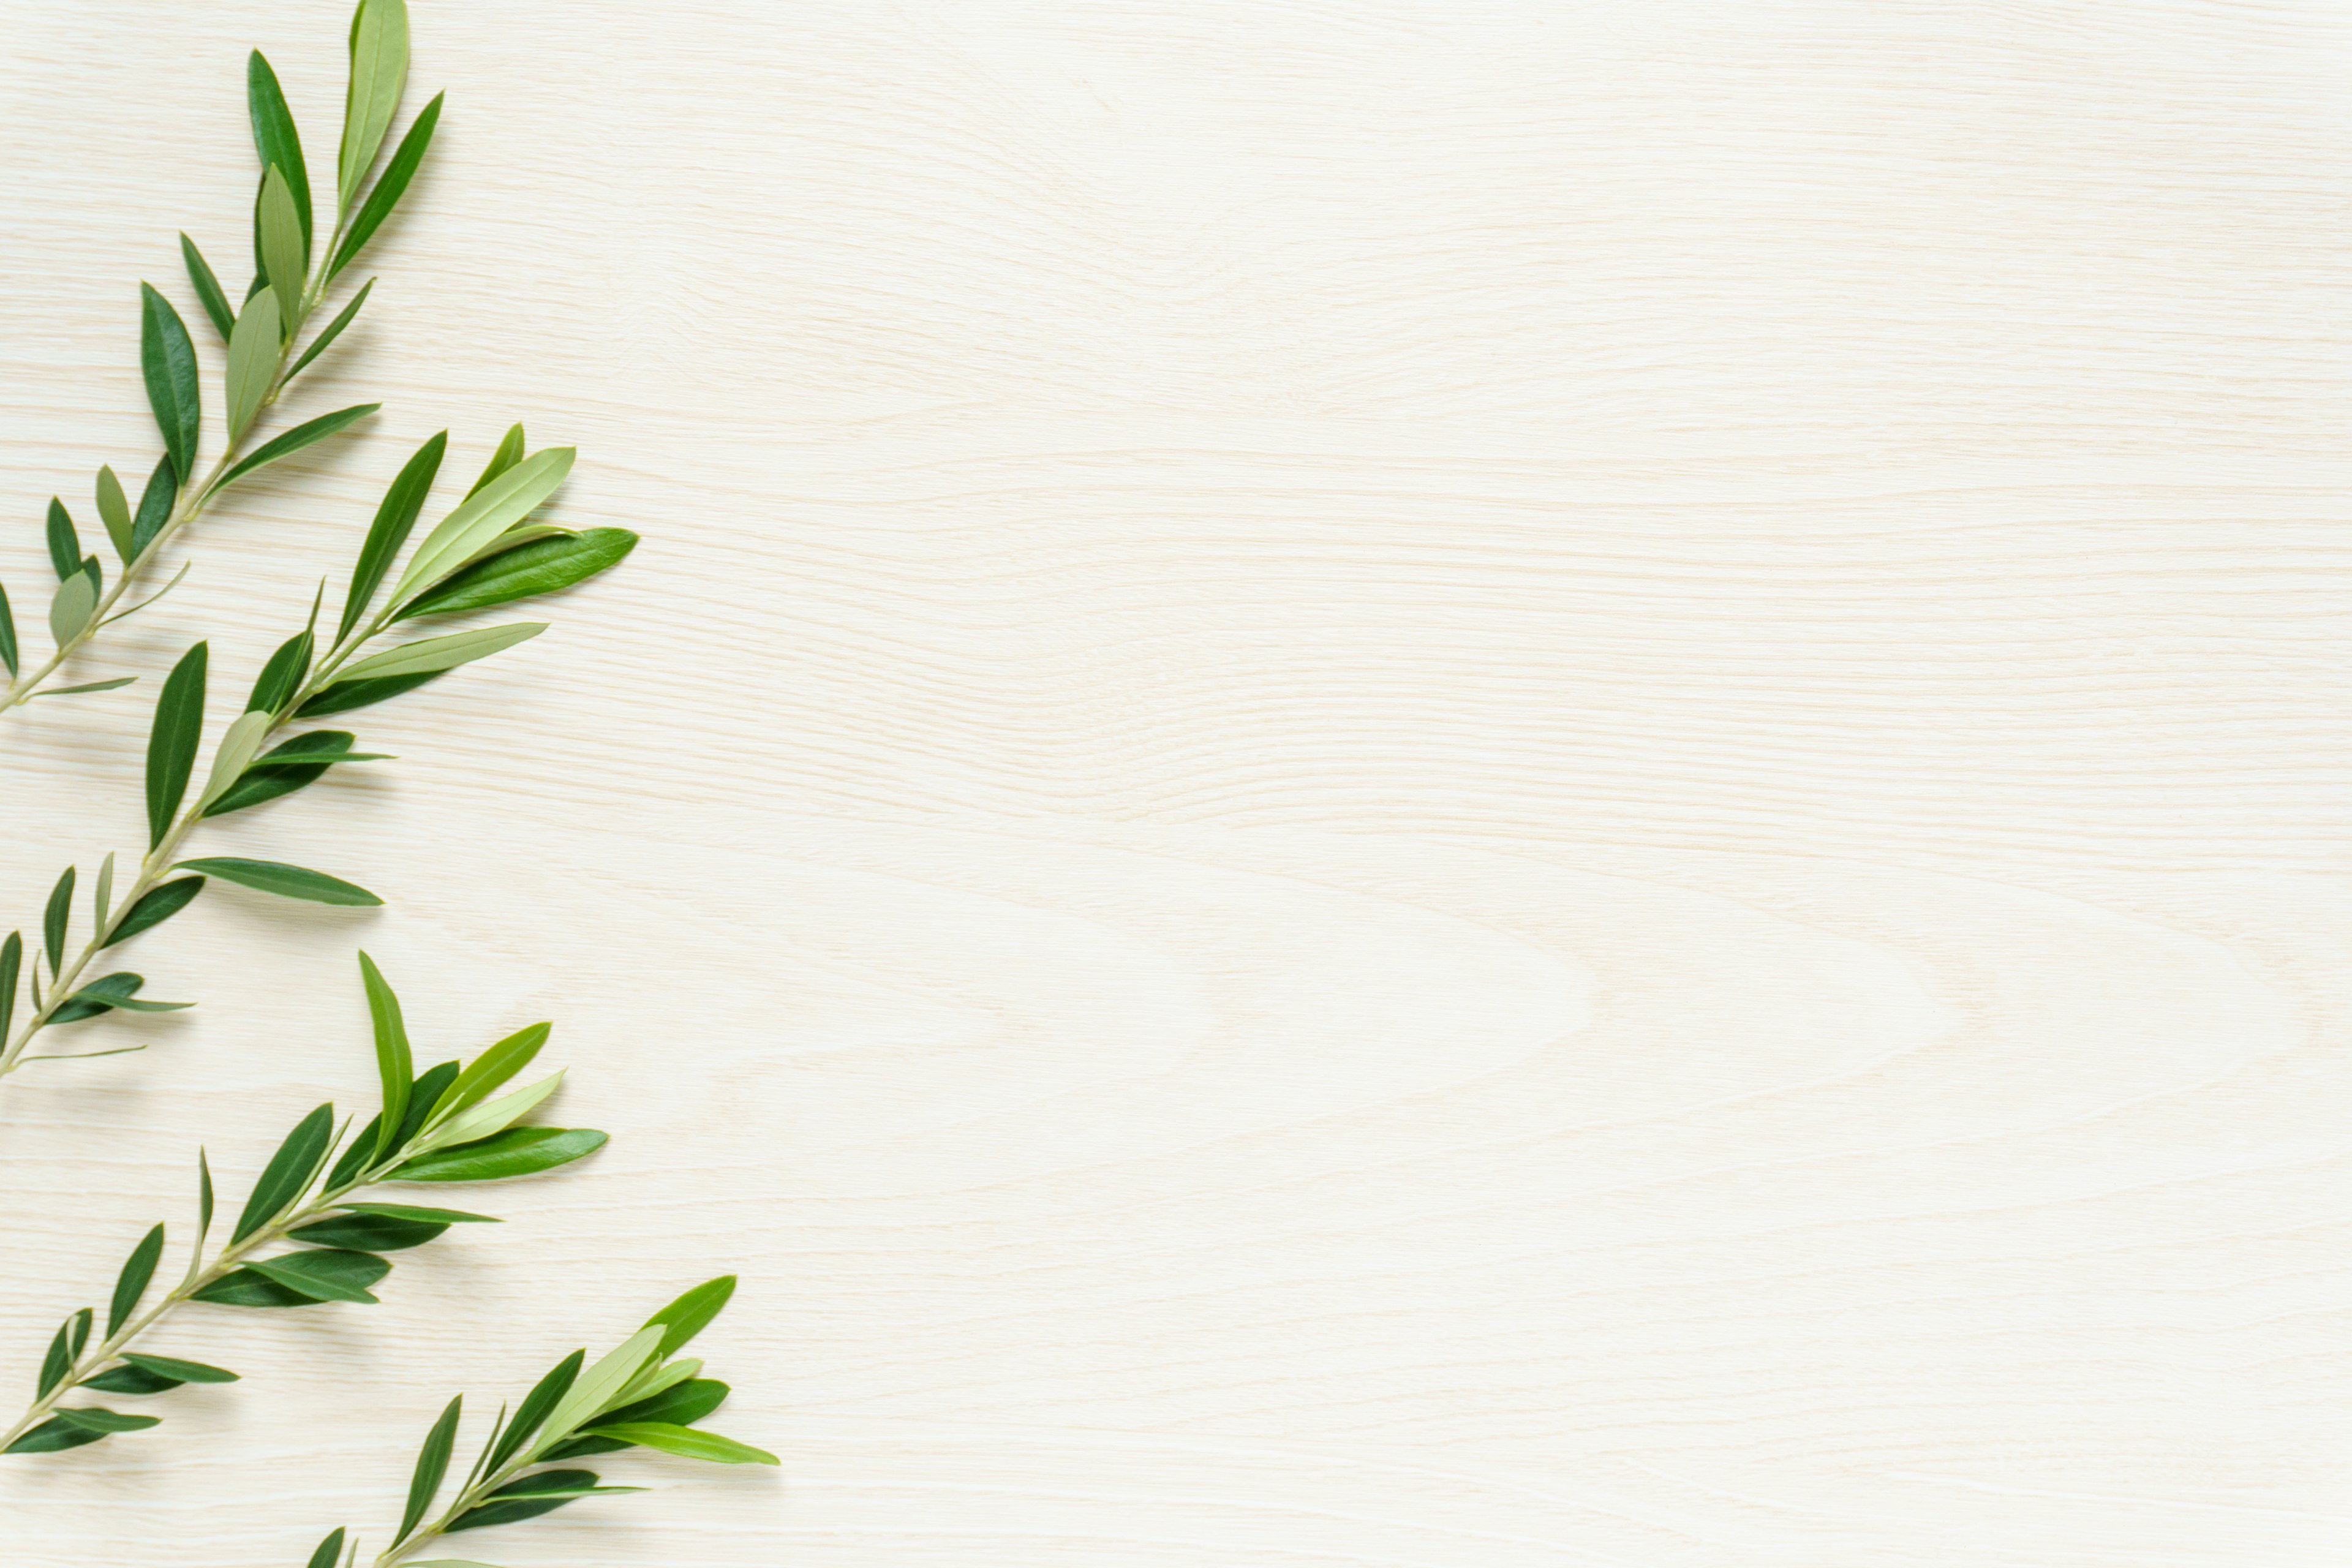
[92,851,114,932]
[486,1349,584,1474]
[51,1407,161,1435]
[336,1202,498,1224]
[247,52,312,257]
[0,932,18,1042]
[359,952,412,1160]
[80,1363,181,1395]
[645,1275,737,1360]
[339,431,447,640]
[118,1352,236,1384]
[36,1318,73,1398]
[212,402,379,493]
[333,83,439,276]
[50,972,186,1025]
[285,277,372,386]
[448,1468,643,1533]
[42,865,74,974]
[189,1270,318,1308]
[304,1529,347,1568]
[289,1211,446,1251]
[3,1415,109,1454]
[590,1422,778,1466]
[400,1395,464,1542]
[398,529,638,620]
[406,1071,564,1161]
[247,627,314,715]
[100,877,205,949]
[202,729,354,816]
[67,1307,91,1360]
[197,1149,214,1240]
[467,424,527,498]
[255,166,305,325]
[339,0,412,206]
[106,1224,165,1337]
[139,284,200,481]
[131,455,175,559]
[231,1103,335,1242]
[179,233,235,341]
[195,710,276,812]
[391,1126,606,1183]
[596,1376,730,1433]
[44,497,79,580]
[334,622,545,685]
[173,857,381,907]
[31,677,138,699]
[428,1022,549,1128]
[294,668,443,718]
[94,466,134,561]
[225,286,282,440]
[243,1248,390,1304]
[47,566,97,648]
[0,579,17,676]
[146,643,208,849]
[541,1327,664,1452]
[394,448,576,601]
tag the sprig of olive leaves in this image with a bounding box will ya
[0,425,635,1085]
[0,0,440,721]
[290,1280,774,1568]
[0,956,606,1457]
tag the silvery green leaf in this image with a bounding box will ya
[138,285,200,481]
[339,0,410,208]
[179,233,235,341]
[588,1422,778,1465]
[335,622,545,684]
[285,277,372,386]
[393,447,576,601]
[94,466,134,560]
[426,1022,549,1128]
[42,865,74,973]
[360,952,412,1162]
[172,857,381,907]
[225,286,281,440]
[246,51,312,256]
[48,567,97,647]
[93,852,115,930]
[195,710,274,811]
[405,1071,562,1159]
[202,729,353,817]
[601,1355,700,1416]
[537,1325,664,1453]
[255,167,306,326]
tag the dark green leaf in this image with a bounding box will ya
[231,1103,335,1243]
[146,642,208,850]
[42,865,75,974]
[305,1528,347,1568]
[189,1269,315,1308]
[540,1433,632,1461]
[391,1127,607,1183]
[288,1212,447,1251]
[100,877,205,949]
[52,1407,160,1435]
[179,233,235,340]
[67,1308,91,1360]
[339,0,411,205]
[118,1352,236,1384]
[106,1224,165,1337]
[446,1469,643,1534]
[400,1395,464,1542]
[138,284,200,482]
[485,1348,584,1473]
[285,277,373,386]
[49,972,186,1025]
[589,1421,778,1465]
[645,1276,736,1360]
[80,1363,181,1395]
[212,403,380,494]
[0,932,19,1042]
[30,678,138,699]
[37,1319,72,1398]
[172,858,381,907]
[325,1059,456,1188]
[247,52,312,257]
[294,668,443,718]
[358,952,412,1159]
[331,91,440,282]
[0,579,17,676]
[337,1202,497,1224]
[131,455,176,559]
[339,431,446,640]
[43,497,78,581]
[242,1248,389,1304]
[397,529,637,621]
[597,1376,730,1432]
[247,629,314,716]
[3,1415,108,1454]
[202,729,353,816]
[467,423,527,498]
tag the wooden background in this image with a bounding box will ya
[2,1,2348,1562]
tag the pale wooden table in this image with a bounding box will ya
[1,2,2347,1564]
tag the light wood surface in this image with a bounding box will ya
[2,2,2348,1563]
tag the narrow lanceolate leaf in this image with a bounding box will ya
[646,1275,737,1359]
[288,1210,447,1251]
[340,0,412,207]
[44,497,80,579]
[334,622,546,684]
[447,1468,644,1532]
[179,233,236,340]
[131,456,176,559]
[95,466,134,560]
[195,710,276,812]
[398,529,638,620]
[203,729,356,817]
[341,431,447,639]
[330,88,440,282]
[30,678,137,699]
[295,668,443,718]
[138,284,200,481]
[212,403,380,492]
[337,1202,498,1224]
[590,1422,779,1465]
[486,1349,585,1472]
[225,287,282,440]
[428,1022,549,1127]
[285,277,373,386]
[596,1376,730,1433]
[394,448,577,600]
[106,1224,166,1337]
[255,166,306,325]
[50,972,187,1025]
[173,857,381,907]
[116,1352,236,1384]
[0,581,16,676]
[146,643,209,850]
[360,952,412,1160]
[244,1249,390,1304]
[3,1415,108,1455]
[231,1103,336,1243]
[392,1126,607,1183]
[67,1308,92,1359]
[247,51,312,255]
[42,865,75,974]
[541,1327,666,1451]
[80,1362,182,1396]
[0,933,20,1042]
[101,878,205,949]
[52,1407,161,1435]
[48,567,98,649]
[468,423,526,497]
[246,627,314,715]
[407,1072,563,1159]
[37,1319,74,1398]
[400,1395,464,1542]
[303,1528,346,1568]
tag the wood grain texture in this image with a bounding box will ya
[1,1,2348,1562]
